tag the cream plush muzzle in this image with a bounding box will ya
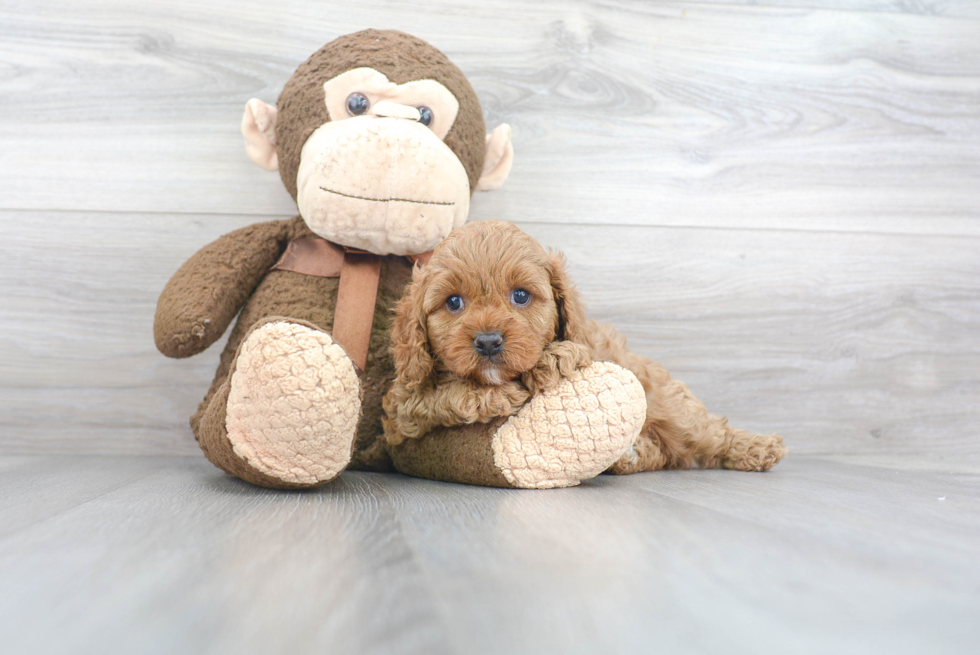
[296,116,471,256]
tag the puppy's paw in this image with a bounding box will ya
[722,430,788,472]
[521,341,593,395]
[492,361,646,489]
[225,321,361,486]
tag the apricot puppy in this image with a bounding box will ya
[383,220,786,479]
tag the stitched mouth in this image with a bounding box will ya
[320,186,454,207]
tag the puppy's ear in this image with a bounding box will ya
[547,252,589,345]
[391,269,434,387]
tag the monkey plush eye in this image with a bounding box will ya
[511,289,531,306]
[445,295,464,312]
[417,106,433,127]
[346,93,370,116]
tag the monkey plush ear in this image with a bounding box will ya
[241,99,279,171]
[475,124,514,191]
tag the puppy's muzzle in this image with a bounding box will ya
[473,331,504,358]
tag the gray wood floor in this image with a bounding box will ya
[1,455,977,654]
[2,0,979,652]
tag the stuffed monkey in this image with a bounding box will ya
[155,30,645,489]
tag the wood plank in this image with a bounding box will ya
[0,457,453,654]
[0,1,977,235]
[383,458,980,654]
[0,456,977,654]
[0,211,244,456]
[680,0,980,19]
[1,211,977,467]
[0,455,162,539]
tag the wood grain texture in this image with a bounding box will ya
[2,211,977,468]
[0,456,977,654]
[0,3,978,463]
[681,0,980,19]
[0,1,978,235]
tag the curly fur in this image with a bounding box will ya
[383,221,787,473]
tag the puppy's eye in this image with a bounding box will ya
[346,92,370,116]
[417,106,433,127]
[511,289,531,306]
[445,295,464,312]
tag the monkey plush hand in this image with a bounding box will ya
[154,30,515,488]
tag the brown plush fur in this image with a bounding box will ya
[276,29,487,199]
[155,30,493,485]
[156,215,412,475]
[384,221,787,472]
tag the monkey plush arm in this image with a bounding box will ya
[154,220,289,358]
[388,362,648,489]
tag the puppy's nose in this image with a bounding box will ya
[473,331,504,357]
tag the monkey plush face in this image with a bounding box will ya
[241,30,513,256]
[295,67,470,254]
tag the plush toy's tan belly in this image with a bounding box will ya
[194,256,413,471]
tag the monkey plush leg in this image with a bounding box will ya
[608,377,787,475]
[197,320,361,488]
[390,362,647,489]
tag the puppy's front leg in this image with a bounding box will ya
[383,377,530,445]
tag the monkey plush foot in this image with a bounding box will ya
[389,362,646,488]
[491,362,647,489]
[223,320,361,487]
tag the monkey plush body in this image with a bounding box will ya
[156,215,413,485]
[155,30,647,489]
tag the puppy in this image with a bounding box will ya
[383,221,786,474]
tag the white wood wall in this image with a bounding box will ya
[1,1,978,467]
